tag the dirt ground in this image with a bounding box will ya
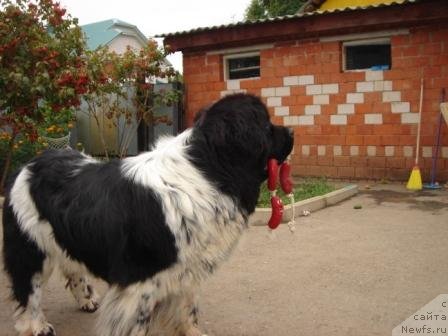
[1,183,448,336]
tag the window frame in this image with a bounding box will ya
[223,51,261,80]
[342,37,391,72]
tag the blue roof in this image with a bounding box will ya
[81,19,147,50]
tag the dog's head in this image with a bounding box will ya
[193,93,294,182]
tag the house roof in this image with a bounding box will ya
[300,0,410,13]
[159,0,417,38]
[162,0,448,53]
[81,19,147,50]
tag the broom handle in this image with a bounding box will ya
[430,88,446,184]
[415,78,424,165]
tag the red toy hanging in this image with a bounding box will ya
[267,157,296,232]
[279,161,293,194]
[268,195,283,229]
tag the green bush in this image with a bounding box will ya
[257,177,335,207]
[0,133,45,178]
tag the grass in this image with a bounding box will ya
[257,177,336,208]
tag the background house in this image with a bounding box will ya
[163,0,448,181]
[76,19,181,156]
[82,19,148,54]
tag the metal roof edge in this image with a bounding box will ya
[157,0,420,38]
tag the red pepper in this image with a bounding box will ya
[279,162,293,194]
[267,158,279,191]
[268,195,284,229]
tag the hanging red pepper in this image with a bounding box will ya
[268,195,284,229]
[279,162,293,194]
[267,158,279,191]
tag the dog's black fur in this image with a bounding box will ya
[2,93,294,336]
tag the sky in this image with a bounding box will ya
[58,0,253,72]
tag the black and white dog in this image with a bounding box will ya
[2,93,294,336]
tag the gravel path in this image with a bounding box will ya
[1,183,447,336]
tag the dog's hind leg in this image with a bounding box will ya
[181,292,204,336]
[148,291,205,336]
[3,199,56,336]
[96,281,161,336]
[59,261,100,313]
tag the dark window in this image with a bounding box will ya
[345,43,391,70]
[227,55,260,79]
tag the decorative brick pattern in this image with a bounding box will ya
[261,88,275,97]
[313,94,329,105]
[374,81,392,91]
[350,146,359,156]
[298,75,314,85]
[318,145,326,156]
[275,87,290,97]
[226,80,240,90]
[298,115,314,125]
[283,76,299,86]
[274,106,289,116]
[367,146,376,157]
[333,145,342,156]
[442,147,448,159]
[391,102,411,113]
[220,89,246,97]
[365,114,383,124]
[422,146,432,158]
[305,105,321,115]
[385,146,395,157]
[356,81,374,92]
[284,116,299,126]
[337,104,355,115]
[306,85,322,95]
[401,113,419,124]
[365,70,383,81]
[330,115,347,125]
[346,93,364,104]
[403,146,413,158]
[322,84,339,94]
[267,97,282,107]
[302,145,310,156]
[383,91,401,102]
[185,26,448,181]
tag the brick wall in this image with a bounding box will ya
[182,23,448,181]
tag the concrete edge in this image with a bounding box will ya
[249,184,359,226]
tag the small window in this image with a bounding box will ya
[225,53,260,80]
[343,38,391,71]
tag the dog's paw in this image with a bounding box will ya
[80,298,100,313]
[67,277,100,313]
[16,315,56,336]
[33,322,55,336]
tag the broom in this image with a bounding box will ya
[423,89,446,189]
[442,100,448,190]
[406,78,424,190]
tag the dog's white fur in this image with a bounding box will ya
[9,129,246,336]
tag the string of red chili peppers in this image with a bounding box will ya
[267,157,296,233]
